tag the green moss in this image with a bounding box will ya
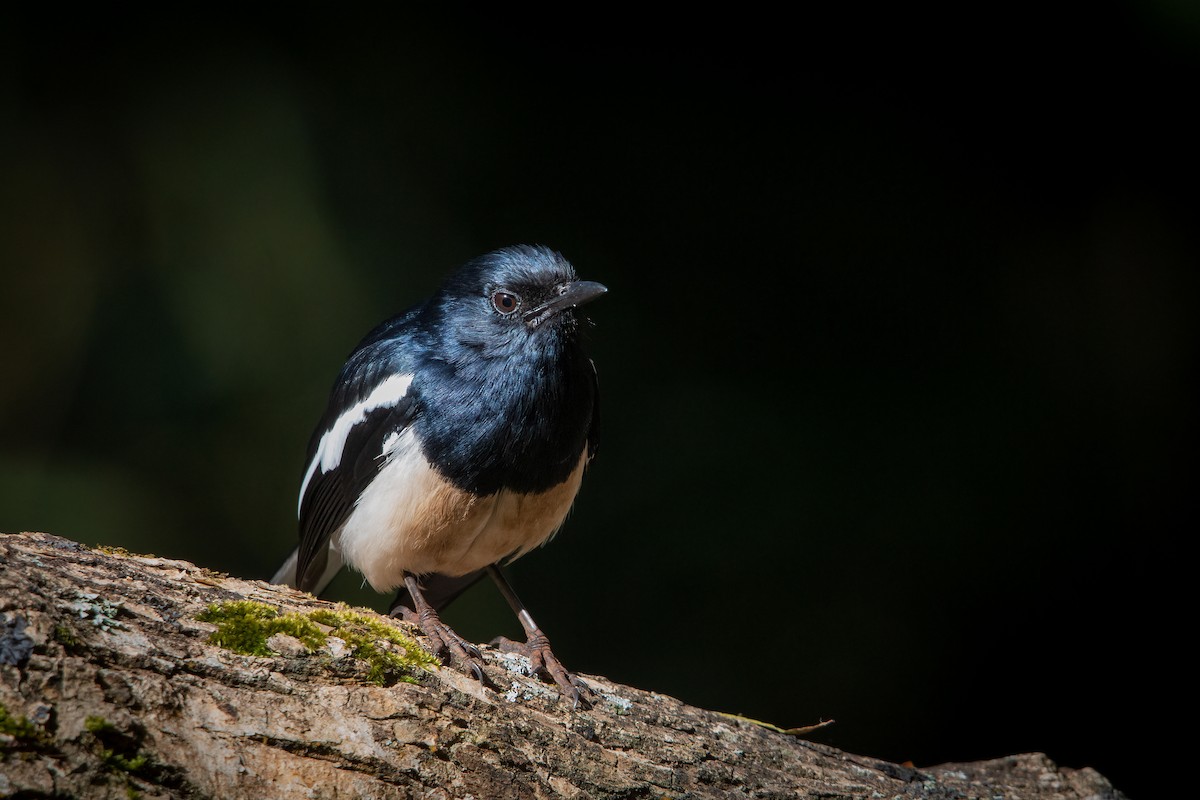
[84,715,115,734]
[53,624,78,647]
[101,747,151,774]
[196,600,326,656]
[1,702,52,748]
[309,608,440,684]
[84,715,152,785]
[197,601,437,684]
[1,703,39,740]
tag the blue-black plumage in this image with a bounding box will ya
[272,244,606,704]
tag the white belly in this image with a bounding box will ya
[335,428,586,593]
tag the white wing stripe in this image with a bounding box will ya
[297,373,414,518]
[297,451,321,518]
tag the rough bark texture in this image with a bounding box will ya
[1,531,1125,799]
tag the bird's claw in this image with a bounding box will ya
[492,633,594,709]
[391,604,486,682]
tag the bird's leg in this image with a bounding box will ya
[391,574,485,682]
[486,564,592,708]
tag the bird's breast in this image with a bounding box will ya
[414,350,595,495]
[335,427,587,592]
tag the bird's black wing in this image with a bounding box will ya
[294,312,423,593]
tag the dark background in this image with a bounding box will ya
[3,7,1194,798]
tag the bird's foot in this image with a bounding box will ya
[492,632,593,708]
[390,604,486,683]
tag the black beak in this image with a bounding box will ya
[524,280,608,324]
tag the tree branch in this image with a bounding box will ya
[1,532,1125,799]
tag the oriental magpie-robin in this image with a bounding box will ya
[272,245,605,705]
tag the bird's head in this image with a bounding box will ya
[430,245,607,355]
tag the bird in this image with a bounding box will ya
[271,244,606,705]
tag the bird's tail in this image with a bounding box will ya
[270,546,345,596]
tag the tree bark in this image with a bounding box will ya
[1,532,1125,799]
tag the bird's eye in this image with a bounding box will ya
[491,291,521,315]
